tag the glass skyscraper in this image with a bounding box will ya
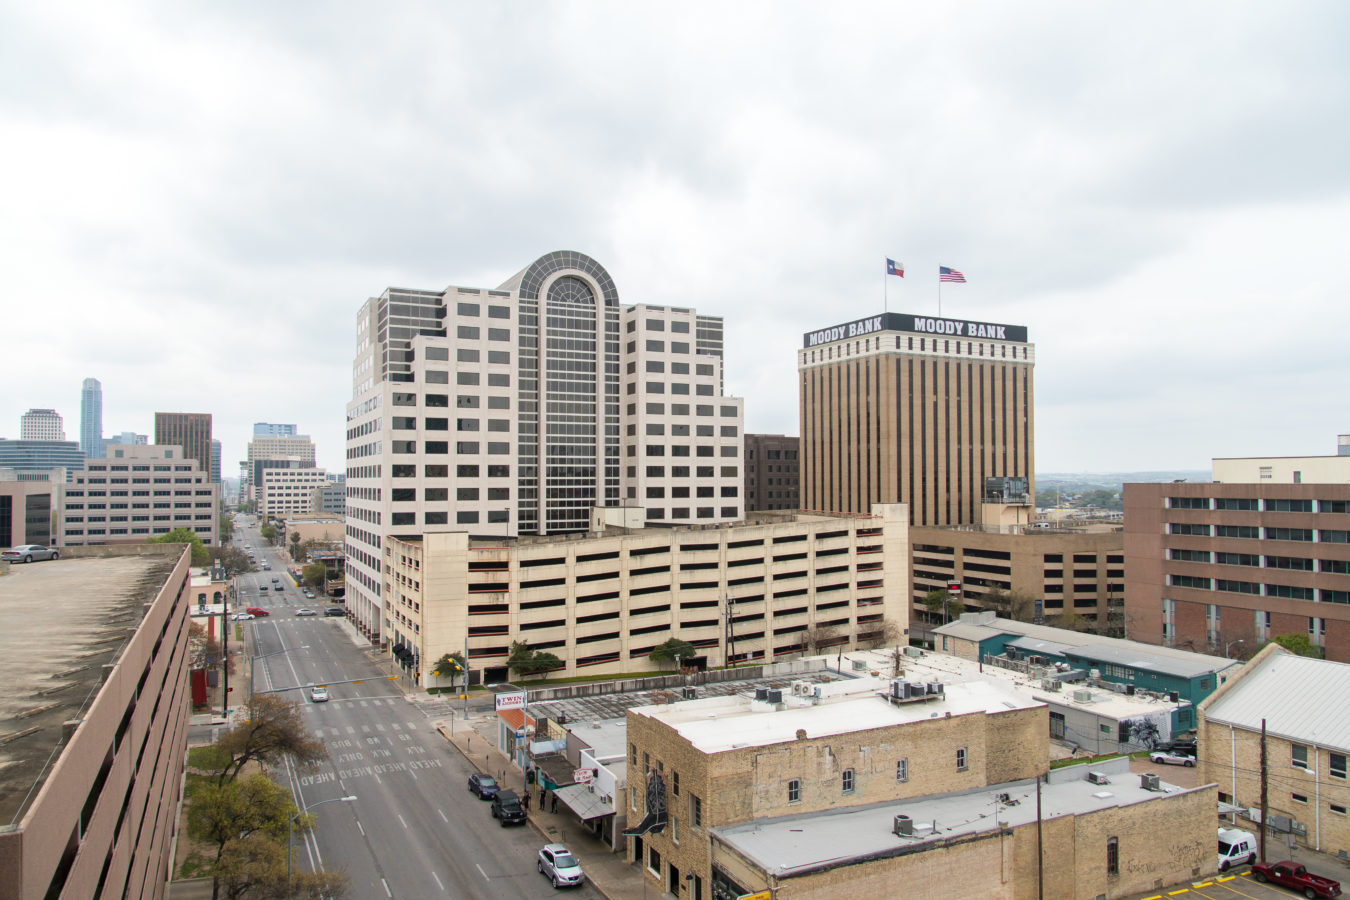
[80,378,103,459]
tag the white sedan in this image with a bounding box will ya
[230,613,255,621]
[1148,749,1196,767]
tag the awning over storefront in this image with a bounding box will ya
[553,783,615,821]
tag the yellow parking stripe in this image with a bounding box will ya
[1168,890,1190,896]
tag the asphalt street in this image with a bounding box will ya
[232,521,600,899]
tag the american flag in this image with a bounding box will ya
[939,266,966,283]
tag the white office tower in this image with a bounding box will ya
[343,251,745,642]
[20,409,65,441]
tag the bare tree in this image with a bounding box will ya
[801,623,842,654]
[213,694,325,785]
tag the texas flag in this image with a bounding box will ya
[886,258,905,278]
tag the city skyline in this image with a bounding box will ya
[3,5,1348,476]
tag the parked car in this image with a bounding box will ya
[270,577,280,583]
[310,686,329,702]
[295,608,317,616]
[1159,738,1198,756]
[2,545,59,563]
[272,585,283,592]
[537,843,585,889]
[490,790,527,826]
[245,607,270,617]
[1148,749,1195,767]
[1251,860,1341,897]
[230,613,254,621]
[468,773,499,799]
[322,607,344,617]
[1217,827,1256,871]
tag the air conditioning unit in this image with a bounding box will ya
[682,686,697,700]
[926,681,944,696]
[1140,773,1160,791]
[1111,682,1127,693]
[1042,679,1063,692]
[791,680,811,697]
[1073,689,1094,703]
[1087,771,1109,785]
[890,679,906,699]
[893,814,913,836]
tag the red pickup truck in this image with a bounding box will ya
[1251,860,1341,898]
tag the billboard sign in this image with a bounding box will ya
[495,690,525,711]
[803,313,1028,347]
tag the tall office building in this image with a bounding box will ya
[744,433,800,511]
[798,312,1035,526]
[244,432,317,502]
[153,412,212,476]
[209,438,221,484]
[253,422,298,437]
[108,431,148,446]
[344,250,745,641]
[80,377,103,458]
[19,409,65,441]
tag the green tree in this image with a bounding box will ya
[432,652,466,692]
[649,638,696,668]
[219,514,234,543]
[1272,633,1324,658]
[260,524,277,543]
[301,562,326,588]
[211,833,349,900]
[210,546,256,575]
[922,589,948,620]
[212,694,325,785]
[147,527,210,566]
[186,773,306,899]
[981,588,1036,622]
[507,641,563,680]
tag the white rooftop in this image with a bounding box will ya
[631,678,1041,754]
[1203,647,1350,752]
[714,758,1203,878]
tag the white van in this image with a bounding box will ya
[1217,827,1256,871]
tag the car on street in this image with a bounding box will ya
[2,545,59,563]
[1148,749,1196,767]
[261,564,271,571]
[310,686,329,702]
[491,790,527,826]
[270,576,280,583]
[1217,827,1257,871]
[245,607,270,617]
[272,584,283,591]
[296,608,317,616]
[1251,860,1341,897]
[537,843,585,889]
[230,613,254,621]
[324,607,345,617]
[468,774,499,799]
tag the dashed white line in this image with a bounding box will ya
[437,809,448,823]
[381,877,392,897]
[357,820,365,836]
[476,863,489,881]
[432,871,444,891]
[397,813,407,828]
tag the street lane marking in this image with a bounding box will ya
[1167,891,1189,896]
[438,809,448,823]
[357,820,365,836]
[346,726,355,734]
[432,871,444,891]
[381,878,392,897]
[476,863,489,881]
[398,813,407,829]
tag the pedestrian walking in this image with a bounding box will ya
[551,792,558,813]
[522,791,531,813]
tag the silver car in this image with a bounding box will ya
[2,545,59,563]
[537,843,584,889]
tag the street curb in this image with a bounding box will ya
[434,723,621,900]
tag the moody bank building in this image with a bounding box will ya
[798,312,1035,527]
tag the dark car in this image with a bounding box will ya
[491,789,527,826]
[324,607,345,617]
[468,773,499,799]
[1159,738,1197,756]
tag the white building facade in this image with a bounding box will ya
[344,251,746,643]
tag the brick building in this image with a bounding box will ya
[1124,482,1350,662]
[625,677,1214,899]
[743,434,799,511]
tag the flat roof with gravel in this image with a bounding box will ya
[0,552,178,824]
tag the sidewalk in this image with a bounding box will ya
[437,714,649,900]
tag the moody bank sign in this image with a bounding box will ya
[803,313,1028,348]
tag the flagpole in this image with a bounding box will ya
[884,258,888,313]
[938,271,942,318]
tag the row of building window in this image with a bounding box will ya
[1170,497,1350,513]
[1170,523,1350,542]
[1167,574,1348,603]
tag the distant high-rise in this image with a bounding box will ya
[209,439,221,484]
[798,312,1035,526]
[108,431,148,446]
[153,413,212,476]
[244,433,317,501]
[20,409,65,442]
[253,423,298,437]
[80,378,103,458]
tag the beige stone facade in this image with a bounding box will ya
[382,505,908,685]
[798,313,1034,527]
[258,467,330,519]
[911,526,1124,634]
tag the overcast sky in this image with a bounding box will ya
[3,2,1347,476]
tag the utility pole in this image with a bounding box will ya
[1036,774,1044,900]
[723,594,736,667]
[222,602,230,718]
[1259,718,1269,863]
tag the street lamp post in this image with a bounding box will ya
[289,795,357,890]
[1225,639,1245,659]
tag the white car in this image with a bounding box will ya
[230,613,255,621]
[537,843,584,889]
[310,686,329,702]
[1148,749,1196,767]
[2,544,59,563]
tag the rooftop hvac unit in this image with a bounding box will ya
[1168,691,1180,702]
[1073,689,1094,703]
[766,689,783,704]
[852,659,869,672]
[926,682,945,695]
[1140,773,1161,791]
[1126,685,1136,695]
[1028,655,1045,666]
[682,686,697,700]
[904,646,924,658]
[755,687,769,701]
[1087,771,1109,785]
[1111,682,1127,693]
[1089,669,1101,680]
[893,814,913,836]
[906,682,925,699]
[1042,679,1063,692]
[791,680,812,697]
[890,679,906,699]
